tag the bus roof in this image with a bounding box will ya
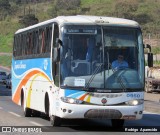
[15,15,140,34]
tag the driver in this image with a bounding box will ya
[111,54,128,70]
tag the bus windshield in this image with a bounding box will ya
[60,25,144,92]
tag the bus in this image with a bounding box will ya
[12,15,152,127]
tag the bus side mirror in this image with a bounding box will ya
[148,53,153,67]
[55,38,62,47]
[53,48,60,62]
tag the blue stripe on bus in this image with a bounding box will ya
[65,89,85,98]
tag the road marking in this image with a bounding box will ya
[0,107,3,109]
[8,112,21,117]
[30,121,44,126]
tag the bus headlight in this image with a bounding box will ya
[125,99,144,106]
[61,97,83,104]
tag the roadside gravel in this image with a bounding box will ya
[144,92,160,113]
[144,92,160,102]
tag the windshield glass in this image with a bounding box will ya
[103,27,144,90]
[60,25,144,91]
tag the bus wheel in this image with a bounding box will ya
[22,96,32,117]
[24,107,32,117]
[32,110,41,117]
[50,115,62,126]
[111,119,124,128]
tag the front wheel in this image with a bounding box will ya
[22,92,32,117]
[111,119,124,128]
[50,115,62,126]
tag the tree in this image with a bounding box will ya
[49,0,81,17]
[135,13,152,24]
[19,14,39,27]
[0,0,11,20]
[114,0,138,19]
[55,0,80,10]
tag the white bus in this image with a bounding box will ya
[12,15,151,127]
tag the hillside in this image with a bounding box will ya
[0,0,160,54]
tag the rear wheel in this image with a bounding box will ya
[24,107,32,117]
[111,119,124,128]
[50,115,62,126]
[32,110,41,117]
[22,91,32,117]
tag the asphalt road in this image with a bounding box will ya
[0,84,160,134]
[0,83,11,96]
[144,92,160,113]
[0,96,160,130]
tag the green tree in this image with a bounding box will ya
[19,14,39,27]
[0,0,11,20]
[55,0,80,10]
[114,0,138,19]
[49,0,81,17]
[135,13,152,24]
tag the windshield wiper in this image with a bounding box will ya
[84,63,103,90]
[117,76,126,91]
[110,64,126,92]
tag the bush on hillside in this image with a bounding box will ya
[19,14,39,27]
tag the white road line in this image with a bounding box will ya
[8,112,21,117]
[30,121,44,126]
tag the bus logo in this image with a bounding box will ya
[101,98,107,104]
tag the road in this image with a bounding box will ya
[0,83,11,96]
[0,96,160,131]
[0,84,160,134]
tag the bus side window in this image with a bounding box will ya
[25,33,28,55]
[15,35,18,56]
[23,34,27,56]
[22,34,26,56]
[13,36,18,57]
[32,31,36,55]
[17,34,22,56]
[27,32,32,55]
[34,30,39,54]
[39,29,42,54]
[41,29,45,53]
[45,26,50,53]
[53,24,59,47]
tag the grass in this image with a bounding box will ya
[0,1,52,54]
[0,55,12,68]
[1,0,160,59]
[81,0,113,6]
[0,34,13,53]
[152,47,160,55]
[0,20,21,53]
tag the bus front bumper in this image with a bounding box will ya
[55,102,144,120]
